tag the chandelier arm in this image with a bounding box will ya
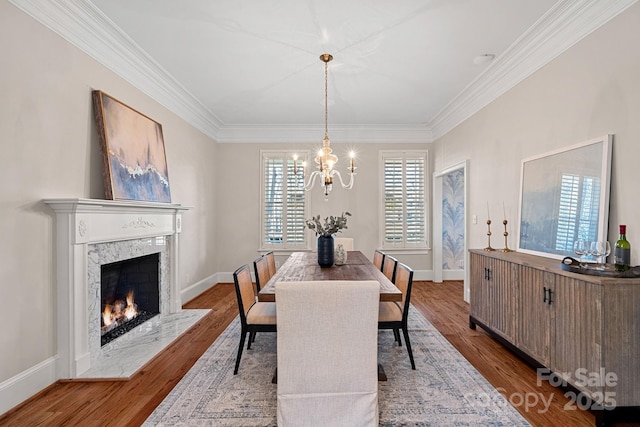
[302,170,322,191]
[332,170,356,190]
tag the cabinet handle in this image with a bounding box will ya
[485,268,491,281]
[543,287,548,303]
[547,288,553,305]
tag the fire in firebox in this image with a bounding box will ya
[100,289,158,346]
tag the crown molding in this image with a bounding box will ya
[428,0,638,140]
[10,0,637,144]
[8,0,222,140]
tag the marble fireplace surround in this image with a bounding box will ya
[45,199,207,380]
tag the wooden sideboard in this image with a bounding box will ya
[469,249,640,421]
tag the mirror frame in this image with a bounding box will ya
[517,135,613,260]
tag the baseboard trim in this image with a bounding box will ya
[0,356,57,416]
[180,273,219,305]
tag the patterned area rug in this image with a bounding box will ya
[143,307,530,426]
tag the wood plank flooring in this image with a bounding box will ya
[1,281,638,426]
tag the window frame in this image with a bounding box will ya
[260,150,310,251]
[379,150,430,251]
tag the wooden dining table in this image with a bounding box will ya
[257,251,402,302]
[259,250,401,382]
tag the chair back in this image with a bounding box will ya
[233,264,256,325]
[334,237,354,252]
[276,280,380,427]
[382,255,398,282]
[265,250,277,277]
[394,262,414,320]
[373,249,385,271]
[253,255,271,293]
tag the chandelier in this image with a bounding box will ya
[294,53,356,198]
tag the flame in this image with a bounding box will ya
[124,290,137,320]
[102,304,113,327]
[101,290,138,328]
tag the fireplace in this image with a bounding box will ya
[100,253,160,346]
[44,198,209,380]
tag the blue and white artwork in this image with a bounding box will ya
[442,169,465,270]
[94,91,171,203]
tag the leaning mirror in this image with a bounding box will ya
[517,135,612,260]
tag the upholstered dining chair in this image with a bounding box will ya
[265,250,277,278]
[232,264,277,375]
[378,262,416,370]
[253,254,271,293]
[373,249,386,271]
[276,280,380,427]
[334,237,354,252]
[382,254,398,283]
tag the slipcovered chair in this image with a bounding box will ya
[232,264,276,375]
[265,250,277,278]
[373,249,385,271]
[276,280,380,427]
[334,237,354,252]
[382,255,398,283]
[378,262,416,370]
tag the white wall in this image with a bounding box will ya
[0,1,218,413]
[434,1,640,271]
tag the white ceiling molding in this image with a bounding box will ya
[216,124,433,144]
[9,0,637,144]
[8,0,222,140]
[428,0,638,140]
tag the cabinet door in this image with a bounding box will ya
[469,252,491,326]
[517,266,554,366]
[552,276,602,395]
[469,253,517,341]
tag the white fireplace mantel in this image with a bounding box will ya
[44,198,190,379]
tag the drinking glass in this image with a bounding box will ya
[590,241,611,269]
[573,239,589,268]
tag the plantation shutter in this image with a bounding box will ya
[262,152,308,249]
[382,151,428,249]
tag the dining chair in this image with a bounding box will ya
[276,280,380,426]
[253,254,271,293]
[334,237,354,252]
[373,249,385,271]
[232,264,277,375]
[378,262,416,370]
[265,250,277,278]
[382,254,398,283]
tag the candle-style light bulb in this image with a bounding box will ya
[293,153,298,175]
[349,151,355,173]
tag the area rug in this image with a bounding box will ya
[143,307,530,426]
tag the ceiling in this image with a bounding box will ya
[10,0,636,143]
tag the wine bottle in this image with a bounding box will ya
[614,224,631,271]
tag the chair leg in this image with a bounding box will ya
[251,331,257,343]
[234,330,247,375]
[394,328,402,346]
[247,331,254,349]
[401,327,416,370]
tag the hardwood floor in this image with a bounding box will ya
[1,281,637,426]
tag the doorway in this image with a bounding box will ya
[432,161,469,301]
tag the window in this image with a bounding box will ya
[554,173,600,252]
[261,151,309,250]
[380,150,428,249]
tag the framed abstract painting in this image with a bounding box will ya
[92,90,171,203]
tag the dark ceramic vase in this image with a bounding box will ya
[317,235,334,267]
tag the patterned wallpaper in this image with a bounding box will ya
[442,169,465,270]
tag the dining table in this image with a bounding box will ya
[258,250,402,382]
[257,250,402,302]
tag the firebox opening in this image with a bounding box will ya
[100,253,160,346]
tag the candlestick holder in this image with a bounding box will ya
[485,220,495,251]
[501,219,513,252]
